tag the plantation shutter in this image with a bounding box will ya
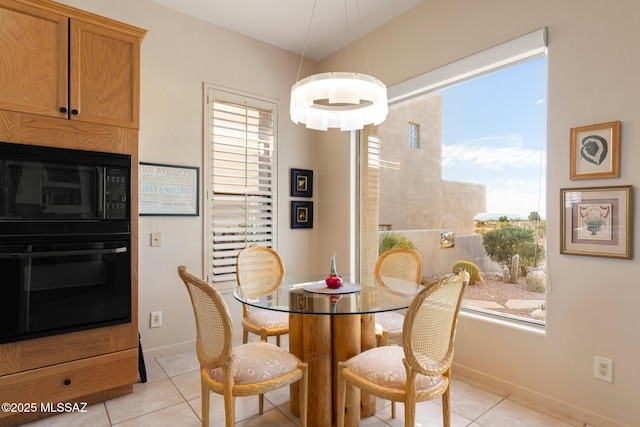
[205,86,277,287]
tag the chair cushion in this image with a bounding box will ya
[344,345,441,390]
[246,308,289,329]
[375,311,404,334]
[209,341,299,384]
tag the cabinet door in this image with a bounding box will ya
[70,20,141,129]
[0,0,68,118]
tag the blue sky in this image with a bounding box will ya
[438,57,547,219]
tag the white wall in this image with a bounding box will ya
[317,1,640,426]
[56,1,640,425]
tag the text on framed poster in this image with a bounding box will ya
[139,162,199,216]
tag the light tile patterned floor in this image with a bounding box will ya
[21,337,588,427]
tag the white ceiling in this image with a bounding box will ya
[148,0,423,61]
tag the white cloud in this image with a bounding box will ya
[485,179,547,218]
[442,135,546,171]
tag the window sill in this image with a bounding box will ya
[460,306,546,335]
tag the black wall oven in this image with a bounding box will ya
[0,142,132,344]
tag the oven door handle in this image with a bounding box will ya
[0,246,128,259]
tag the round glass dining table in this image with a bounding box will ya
[233,274,420,427]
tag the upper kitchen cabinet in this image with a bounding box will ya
[0,0,146,129]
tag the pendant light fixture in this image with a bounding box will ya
[290,0,388,131]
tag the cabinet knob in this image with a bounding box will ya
[59,107,67,113]
[64,379,71,386]
[71,109,79,115]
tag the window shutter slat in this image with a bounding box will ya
[206,88,277,285]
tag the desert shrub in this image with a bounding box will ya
[482,225,544,272]
[378,232,417,255]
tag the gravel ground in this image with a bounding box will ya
[425,272,546,318]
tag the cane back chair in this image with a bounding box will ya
[374,247,423,346]
[236,245,289,346]
[177,265,308,427]
[337,272,468,427]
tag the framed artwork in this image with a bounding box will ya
[440,230,455,249]
[291,201,313,229]
[560,185,632,259]
[570,121,620,179]
[290,168,313,197]
[139,162,199,216]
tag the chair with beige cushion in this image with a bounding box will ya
[374,247,422,346]
[337,272,468,427]
[236,244,289,346]
[177,265,308,427]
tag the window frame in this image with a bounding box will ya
[360,28,548,326]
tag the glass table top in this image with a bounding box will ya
[233,273,420,315]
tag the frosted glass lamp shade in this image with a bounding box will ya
[290,72,388,131]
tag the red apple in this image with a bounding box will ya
[325,274,343,289]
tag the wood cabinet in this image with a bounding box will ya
[0,1,145,425]
[0,0,143,129]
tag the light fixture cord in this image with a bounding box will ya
[344,0,351,72]
[355,0,372,75]
[295,0,318,83]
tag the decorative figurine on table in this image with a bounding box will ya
[325,252,343,289]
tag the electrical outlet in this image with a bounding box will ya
[594,356,613,383]
[150,232,161,247]
[150,311,162,328]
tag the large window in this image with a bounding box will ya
[204,86,277,289]
[360,29,547,324]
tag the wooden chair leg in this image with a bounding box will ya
[242,328,249,344]
[259,394,264,414]
[442,385,451,427]
[201,382,210,427]
[276,335,281,347]
[224,392,235,427]
[299,363,308,427]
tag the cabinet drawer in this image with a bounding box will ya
[0,348,137,406]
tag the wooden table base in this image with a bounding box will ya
[289,313,376,427]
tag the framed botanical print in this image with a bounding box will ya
[570,121,620,179]
[560,185,632,259]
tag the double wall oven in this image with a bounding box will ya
[0,142,132,344]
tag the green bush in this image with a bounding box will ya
[379,232,417,255]
[482,225,544,273]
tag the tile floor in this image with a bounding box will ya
[21,337,590,427]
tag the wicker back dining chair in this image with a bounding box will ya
[236,244,289,346]
[177,266,308,427]
[374,247,422,347]
[337,272,468,427]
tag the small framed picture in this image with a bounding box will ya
[570,121,620,180]
[290,168,313,197]
[560,185,632,259]
[291,201,313,229]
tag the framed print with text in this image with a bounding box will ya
[560,185,632,259]
[570,121,620,180]
[139,162,199,216]
[290,168,313,197]
[291,201,313,229]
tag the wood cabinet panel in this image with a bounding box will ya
[0,0,67,119]
[0,349,137,427]
[70,20,141,128]
[0,0,145,129]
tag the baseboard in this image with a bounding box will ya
[452,362,630,427]
[141,330,245,360]
[141,340,196,359]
